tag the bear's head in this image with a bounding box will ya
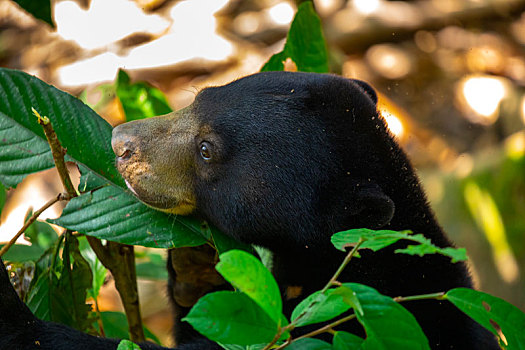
[111,72,418,251]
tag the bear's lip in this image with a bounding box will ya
[124,179,173,209]
[124,179,139,197]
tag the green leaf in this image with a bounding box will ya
[345,283,430,350]
[285,338,332,350]
[78,236,107,300]
[291,287,351,327]
[208,224,254,254]
[98,311,161,345]
[0,182,6,213]
[183,291,278,345]
[0,244,45,262]
[331,229,467,263]
[253,245,273,271]
[117,340,142,350]
[50,186,208,248]
[333,331,364,350]
[13,0,54,27]
[216,250,282,324]
[25,266,52,320]
[135,251,168,280]
[261,2,328,73]
[395,245,467,263]
[24,211,58,250]
[53,234,94,332]
[446,288,525,349]
[116,70,172,121]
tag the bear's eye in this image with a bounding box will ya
[199,142,212,161]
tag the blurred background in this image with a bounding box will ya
[1,0,524,345]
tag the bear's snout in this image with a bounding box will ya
[111,124,137,162]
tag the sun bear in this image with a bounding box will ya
[0,72,498,349]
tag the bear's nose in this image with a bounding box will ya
[111,125,135,160]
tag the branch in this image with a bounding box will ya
[33,108,145,342]
[0,192,69,257]
[327,0,525,53]
[33,108,77,197]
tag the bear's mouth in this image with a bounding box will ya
[123,178,196,215]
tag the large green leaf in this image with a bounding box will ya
[446,288,525,349]
[261,2,328,73]
[0,68,211,248]
[216,250,283,325]
[183,291,278,345]
[50,186,207,248]
[116,70,172,121]
[346,283,430,350]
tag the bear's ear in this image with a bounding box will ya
[349,182,395,229]
[351,79,378,105]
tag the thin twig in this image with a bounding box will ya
[394,292,446,303]
[33,108,77,197]
[0,192,69,257]
[275,314,357,350]
[320,238,365,295]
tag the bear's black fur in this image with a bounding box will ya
[0,72,498,349]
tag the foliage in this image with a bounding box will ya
[118,340,142,350]
[184,229,523,349]
[25,233,95,332]
[331,228,468,263]
[261,2,328,73]
[116,70,172,121]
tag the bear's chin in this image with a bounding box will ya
[124,179,196,215]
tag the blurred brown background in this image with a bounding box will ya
[1,0,524,345]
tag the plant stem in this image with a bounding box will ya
[33,108,77,197]
[394,292,446,303]
[34,108,145,342]
[0,192,68,257]
[275,314,357,349]
[320,238,365,295]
